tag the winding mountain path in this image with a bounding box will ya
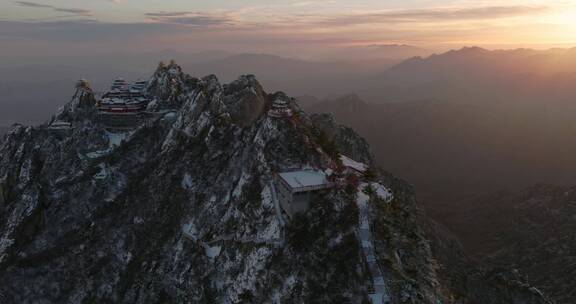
[356,185,391,304]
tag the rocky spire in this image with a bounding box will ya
[222,74,267,127]
[146,60,189,110]
[54,79,97,122]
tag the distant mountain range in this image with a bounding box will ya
[183,53,401,97]
[383,47,576,83]
[3,46,576,126]
[308,43,433,61]
[351,47,576,103]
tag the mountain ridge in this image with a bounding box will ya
[0,62,551,303]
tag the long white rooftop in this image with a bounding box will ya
[278,170,331,192]
[340,155,367,172]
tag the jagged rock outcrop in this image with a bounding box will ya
[309,113,374,166]
[146,61,189,110]
[0,63,553,304]
[222,74,268,127]
[54,80,97,122]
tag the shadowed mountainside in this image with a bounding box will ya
[453,185,576,304]
[304,95,576,196]
[303,94,576,260]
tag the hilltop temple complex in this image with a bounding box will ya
[96,78,152,128]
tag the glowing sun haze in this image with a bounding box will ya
[0,0,575,57]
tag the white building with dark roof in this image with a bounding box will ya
[276,170,333,217]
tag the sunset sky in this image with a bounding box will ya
[1,0,575,57]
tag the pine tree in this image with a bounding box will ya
[75,79,91,90]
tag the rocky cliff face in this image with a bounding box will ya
[0,63,551,303]
[53,80,98,122]
[309,113,375,166]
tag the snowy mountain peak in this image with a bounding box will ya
[0,64,553,304]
